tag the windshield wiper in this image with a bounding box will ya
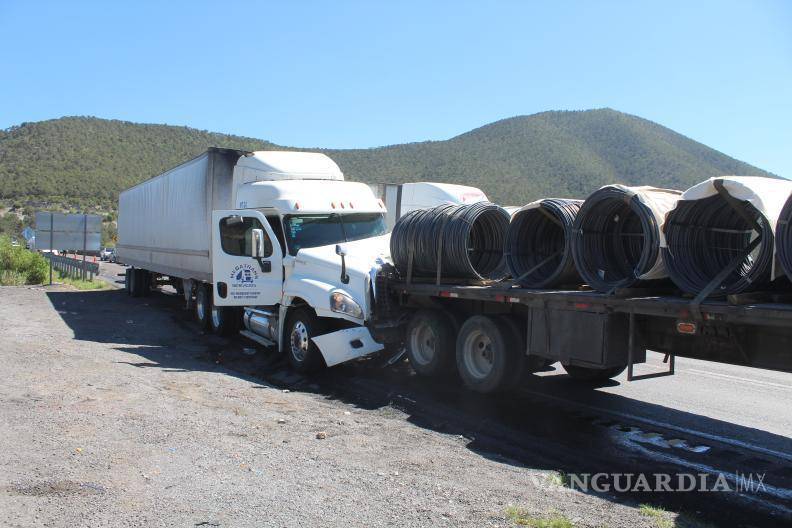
[330,212,348,242]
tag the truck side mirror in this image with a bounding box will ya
[251,229,266,258]
[336,244,349,284]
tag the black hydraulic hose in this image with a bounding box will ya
[390,202,510,280]
[778,193,792,282]
[571,186,678,293]
[663,194,777,296]
[505,198,583,288]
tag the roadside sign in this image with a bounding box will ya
[35,212,102,284]
[21,226,35,242]
[35,212,101,251]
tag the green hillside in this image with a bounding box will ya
[0,110,774,216]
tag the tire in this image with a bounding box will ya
[210,303,238,336]
[285,307,327,374]
[130,268,149,298]
[405,309,458,377]
[563,365,626,381]
[124,268,132,295]
[194,284,212,329]
[138,269,150,297]
[456,315,522,394]
[498,316,528,387]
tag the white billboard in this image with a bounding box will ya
[35,212,102,252]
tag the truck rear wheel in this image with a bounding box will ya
[405,309,458,377]
[286,307,327,374]
[128,268,146,297]
[195,284,212,329]
[563,365,626,381]
[456,315,522,394]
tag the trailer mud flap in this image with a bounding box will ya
[312,326,385,367]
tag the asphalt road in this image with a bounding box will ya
[90,262,792,525]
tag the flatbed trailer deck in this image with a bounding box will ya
[376,275,792,392]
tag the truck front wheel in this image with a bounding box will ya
[195,284,212,329]
[405,309,458,377]
[286,307,327,374]
[210,304,238,336]
[456,315,522,394]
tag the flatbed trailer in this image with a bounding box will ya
[373,273,792,392]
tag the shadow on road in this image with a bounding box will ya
[45,288,792,527]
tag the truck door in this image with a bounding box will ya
[211,210,283,306]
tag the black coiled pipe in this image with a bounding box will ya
[390,202,510,280]
[663,194,776,295]
[778,194,792,282]
[571,186,676,292]
[506,199,583,288]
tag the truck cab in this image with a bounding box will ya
[207,151,390,371]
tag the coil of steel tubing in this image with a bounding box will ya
[571,186,675,293]
[390,202,510,280]
[662,194,776,296]
[506,198,583,288]
[778,193,792,282]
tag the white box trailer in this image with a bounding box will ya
[117,148,242,282]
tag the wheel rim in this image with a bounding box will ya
[211,306,221,328]
[196,294,206,321]
[409,321,436,366]
[462,329,494,380]
[290,321,310,362]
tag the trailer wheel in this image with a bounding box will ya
[456,315,522,394]
[405,309,458,377]
[138,269,150,297]
[286,307,327,374]
[194,284,212,329]
[563,365,626,381]
[210,304,238,336]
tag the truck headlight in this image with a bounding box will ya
[330,292,363,319]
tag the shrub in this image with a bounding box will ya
[0,236,50,285]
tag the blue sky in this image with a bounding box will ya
[1,1,790,177]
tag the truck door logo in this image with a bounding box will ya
[230,263,259,284]
[236,268,253,283]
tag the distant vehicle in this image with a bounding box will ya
[108,248,118,263]
[100,247,114,261]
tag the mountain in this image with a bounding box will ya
[0,109,775,214]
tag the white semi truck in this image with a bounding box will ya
[118,148,397,371]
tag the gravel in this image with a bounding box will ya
[0,285,656,527]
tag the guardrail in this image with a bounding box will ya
[43,254,99,281]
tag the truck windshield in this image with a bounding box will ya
[283,213,386,256]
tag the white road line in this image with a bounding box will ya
[684,369,792,391]
[521,389,792,463]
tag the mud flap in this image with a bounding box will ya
[311,326,385,367]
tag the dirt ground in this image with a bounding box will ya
[0,284,679,527]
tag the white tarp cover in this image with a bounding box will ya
[604,185,683,280]
[671,176,792,279]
